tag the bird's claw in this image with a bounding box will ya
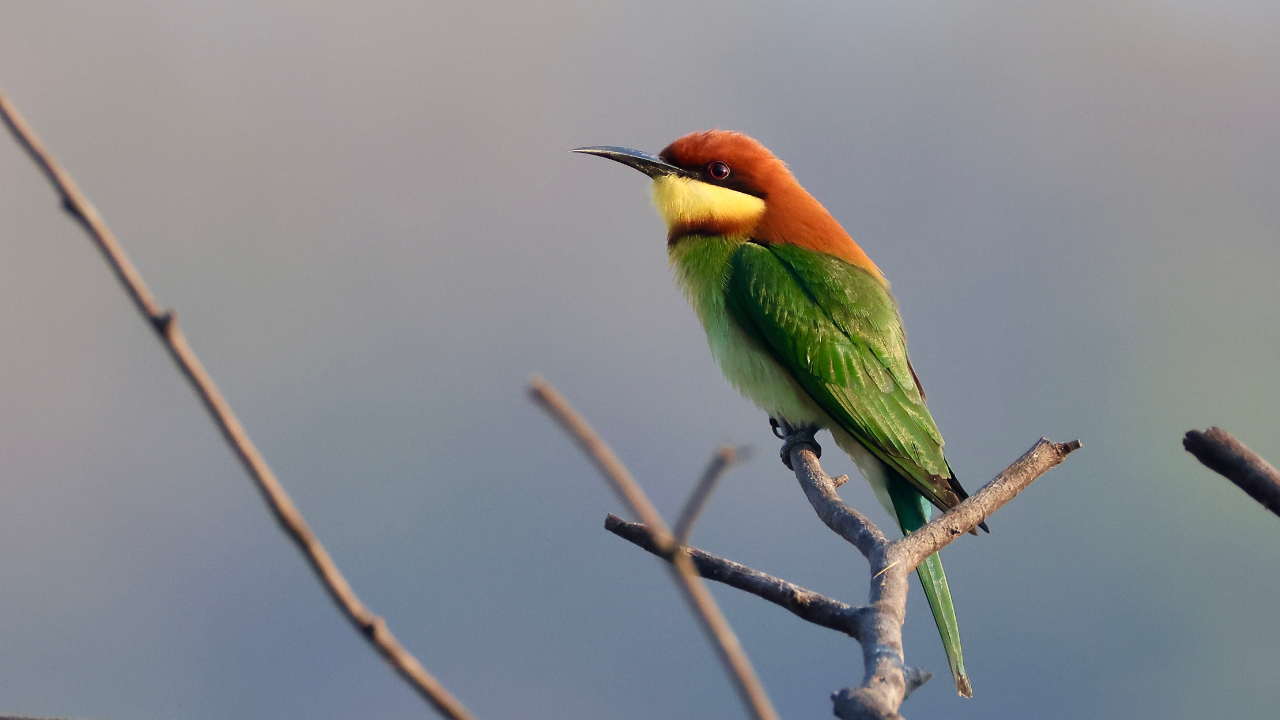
[772,418,821,471]
[769,417,786,440]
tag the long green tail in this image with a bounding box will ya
[888,474,972,698]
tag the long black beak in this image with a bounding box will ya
[572,146,697,179]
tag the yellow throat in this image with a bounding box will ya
[649,175,766,233]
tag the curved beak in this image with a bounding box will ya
[572,145,697,179]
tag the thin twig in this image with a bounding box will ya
[527,378,671,542]
[674,446,744,544]
[1185,427,1280,518]
[0,84,476,720]
[606,514,865,639]
[897,438,1082,568]
[529,378,779,720]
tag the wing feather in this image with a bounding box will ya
[725,242,960,510]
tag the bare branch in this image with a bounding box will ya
[1184,427,1280,518]
[787,444,889,559]
[0,84,476,720]
[897,438,1082,568]
[530,378,779,720]
[675,445,745,544]
[901,666,934,699]
[778,428,1081,719]
[528,378,671,541]
[606,514,865,639]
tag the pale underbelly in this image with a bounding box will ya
[703,313,900,525]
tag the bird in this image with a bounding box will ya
[574,130,979,697]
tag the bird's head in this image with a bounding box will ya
[575,130,882,279]
[574,130,780,242]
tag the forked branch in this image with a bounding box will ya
[602,420,1080,719]
[785,433,1079,718]
[529,378,779,720]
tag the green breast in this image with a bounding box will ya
[668,236,827,425]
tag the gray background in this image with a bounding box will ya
[2,1,1279,718]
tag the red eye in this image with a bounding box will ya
[708,161,730,180]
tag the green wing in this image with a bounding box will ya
[724,241,959,511]
[725,241,975,696]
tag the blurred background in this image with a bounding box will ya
[2,1,1279,718]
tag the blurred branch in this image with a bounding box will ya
[0,84,476,720]
[1185,427,1280,518]
[675,445,746,544]
[529,378,779,720]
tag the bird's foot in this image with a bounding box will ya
[771,418,821,471]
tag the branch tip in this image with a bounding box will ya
[1184,427,1280,518]
[903,667,934,699]
[675,445,746,543]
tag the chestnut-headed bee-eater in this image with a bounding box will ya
[575,130,979,697]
